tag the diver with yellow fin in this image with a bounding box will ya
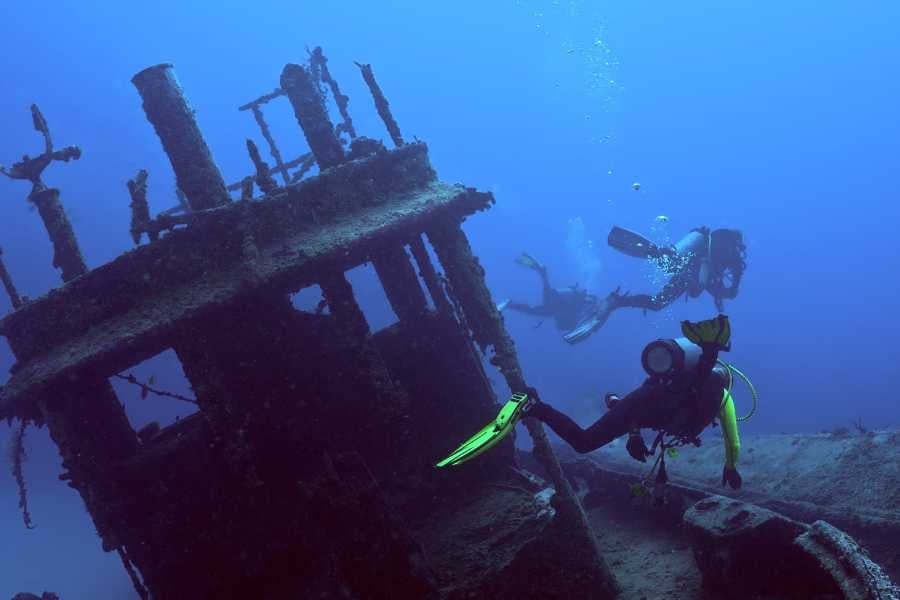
[437,315,751,494]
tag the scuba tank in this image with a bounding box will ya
[608,227,711,293]
[641,335,759,419]
[673,229,710,296]
[641,336,702,385]
[672,229,707,257]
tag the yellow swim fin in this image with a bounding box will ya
[436,393,533,468]
[681,314,731,351]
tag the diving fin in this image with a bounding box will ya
[436,392,533,467]
[681,314,731,351]
[514,253,544,272]
[563,315,603,345]
[608,227,673,260]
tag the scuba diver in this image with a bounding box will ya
[497,253,624,339]
[607,225,747,314]
[437,315,746,496]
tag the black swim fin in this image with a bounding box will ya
[608,227,673,260]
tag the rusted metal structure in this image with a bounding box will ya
[0,49,618,598]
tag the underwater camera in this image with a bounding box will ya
[641,337,701,382]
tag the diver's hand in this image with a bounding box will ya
[681,314,732,352]
[626,432,650,462]
[522,387,544,415]
[722,466,742,490]
[604,393,621,410]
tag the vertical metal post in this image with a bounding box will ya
[371,245,427,322]
[280,63,345,170]
[29,188,87,282]
[426,220,619,597]
[356,62,403,147]
[408,236,452,316]
[132,64,230,211]
[319,270,369,337]
[38,378,140,552]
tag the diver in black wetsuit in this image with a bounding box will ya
[497,253,624,336]
[608,225,747,313]
[528,315,743,491]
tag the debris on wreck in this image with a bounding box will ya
[545,431,900,598]
[0,104,86,283]
[684,496,900,599]
[0,245,23,309]
[7,420,33,529]
[0,47,619,599]
[11,593,60,600]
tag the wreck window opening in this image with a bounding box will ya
[290,284,329,315]
[321,88,350,148]
[0,334,12,386]
[109,349,197,441]
[260,98,321,183]
[345,263,399,332]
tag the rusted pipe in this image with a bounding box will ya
[132,64,230,211]
[280,63,345,170]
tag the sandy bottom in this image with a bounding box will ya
[588,502,704,600]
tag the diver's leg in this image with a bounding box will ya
[618,276,690,312]
[529,384,656,453]
[504,301,553,317]
[522,260,557,309]
[511,253,556,312]
[562,291,622,344]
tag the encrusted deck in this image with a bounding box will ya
[0,144,492,418]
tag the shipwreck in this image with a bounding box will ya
[0,50,617,599]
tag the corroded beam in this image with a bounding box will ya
[0,245,22,309]
[356,62,403,147]
[426,220,620,598]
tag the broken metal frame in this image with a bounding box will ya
[226,47,391,195]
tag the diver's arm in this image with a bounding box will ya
[693,346,719,387]
[615,276,689,313]
[651,276,690,310]
[718,390,741,469]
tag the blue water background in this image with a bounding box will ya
[1,2,899,597]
